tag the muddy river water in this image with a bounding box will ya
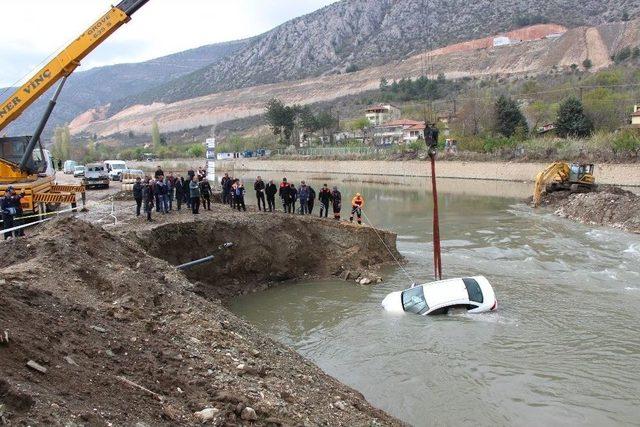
[228,174,640,426]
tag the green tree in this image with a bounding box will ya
[151,120,162,148]
[188,144,205,158]
[265,98,297,143]
[52,125,71,160]
[316,110,338,143]
[582,59,593,70]
[379,78,389,91]
[298,106,319,133]
[526,100,558,131]
[555,97,593,138]
[494,95,528,138]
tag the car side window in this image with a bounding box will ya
[402,286,429,315]
[463,278,483,303]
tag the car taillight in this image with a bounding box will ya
[491,300,498,311]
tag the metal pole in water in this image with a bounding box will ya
[429,148,443,281]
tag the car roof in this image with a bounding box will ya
[421,278,472,309]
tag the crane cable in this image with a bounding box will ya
[360,208,416,286]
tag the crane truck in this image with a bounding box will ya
[0,0,149,215]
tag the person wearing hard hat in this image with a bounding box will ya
[350,193,365,225]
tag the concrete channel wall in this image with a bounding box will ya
[128,159,640,186]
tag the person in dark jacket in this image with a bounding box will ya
[1,186,24,239]
[133,177,143,216]
[298,181,310,215]
[288,184,298,214]
[182,176,191,209]
[200,178,212,210]
[279,178,289,211]
[318,184,332,218]
[142,178,154,222]
[265,180,277,212]
[223,176,234,206]
[155,178,168,213]
[221,173,231,204]
[254,176,266,211]
[307,185,316,215]
[235,182,247,211]
[189,176,201,214]
[331,186,342,220]
[175,176,185,211]
[166,174,175,211]
[154,166,164,180]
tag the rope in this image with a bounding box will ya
[360,209,416,286]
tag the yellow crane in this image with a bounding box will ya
[0,0,149,214]
[533,162,596,207]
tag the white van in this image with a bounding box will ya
[63,160,77,174]
[103,160,127,181]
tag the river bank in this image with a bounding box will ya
[128,159,640,186]
[0,206,403,426]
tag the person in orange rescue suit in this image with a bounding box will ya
[350,193,365,225]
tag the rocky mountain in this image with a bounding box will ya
[71,19,640,138]
[3,38,250,136]
[108,0,640,112]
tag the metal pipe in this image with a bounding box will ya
[19,76,68,171]
[176,255,216,271]
[116,0,150,16]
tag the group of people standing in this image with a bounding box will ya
[133,166,212,221]
[133,167,367,225]
[221,174,366,224]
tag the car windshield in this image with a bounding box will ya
[402,286,429,315]
[75,166,83,170]
[111,164,126,170]
[89,166,104,172]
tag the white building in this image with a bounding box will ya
[373,119,426,145]
[493,36,511,47]
[365,104,401,126]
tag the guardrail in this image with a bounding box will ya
[271,146,392,157]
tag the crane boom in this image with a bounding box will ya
[0,0,150,133]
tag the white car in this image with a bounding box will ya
[73,165,85,178]
[382,276,497,315]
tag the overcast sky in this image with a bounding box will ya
[0,0,337,87]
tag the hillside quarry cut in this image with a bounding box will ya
[0,207,403,426]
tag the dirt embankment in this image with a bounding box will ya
[535,186,640,233]
[0,213,403,426]
[134,207,399,300]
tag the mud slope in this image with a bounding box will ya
[536,186,640,233]
[134,205,400,300]
[0,218,403,426]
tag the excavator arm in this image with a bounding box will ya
[0,0,150,134]
[533,162,570,207]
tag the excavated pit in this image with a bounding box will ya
[0,215,404,426]
[135,209,401,300]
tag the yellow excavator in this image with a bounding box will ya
[533,162,597,207]
[0,0,149,214]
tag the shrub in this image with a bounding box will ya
[611,129,640,152]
